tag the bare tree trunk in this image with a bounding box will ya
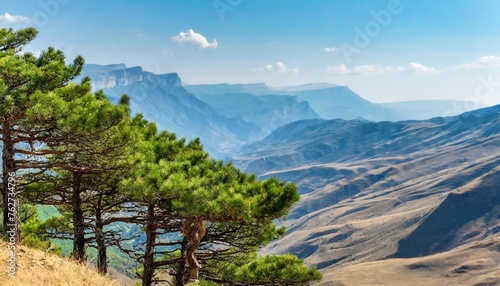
[175,238,187,286]
[72,172,86,262]
[95,195,107,274]
[142,203,157,286]
[183,218,206,282]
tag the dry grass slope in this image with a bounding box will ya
[0,240,119,286]
[323,235,500,286]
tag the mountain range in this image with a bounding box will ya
[234,105,500,285]
[80,64,483,157]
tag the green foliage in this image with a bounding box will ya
[0,27,38,52]
[51,238,73,256]
[107,246,139,275]
[36,205,60,222]
[19,205,62,254]
[219,254,322,285]
[22,235,62,255]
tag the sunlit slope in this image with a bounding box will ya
[324,235,500,286]
[0,241,119,286]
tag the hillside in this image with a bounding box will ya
[237,105,500,174]
[235,105,500,284]
[0,240,120,286]
[326,235,500,286]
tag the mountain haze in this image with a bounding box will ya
[292,86,398,121]
[184,82,275,96]
[192,93,320,134]
[186,83,399,122]
[381,100,486,120]
[187,83,483,123]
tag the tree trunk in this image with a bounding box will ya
[72,172,86,262]
[95,195,107,274]
[142,203,157,286]
[1,119,21,242]
[175,238,187,286]
[182,218,206,282]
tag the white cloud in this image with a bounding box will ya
[327,64,391,75]
[0,13,29,24]
[323,46,338,52]
[396,62,440,75]
[252,61,299,75]
[171,29,218,49]
[327,62,439,76]
[455,56,500,69]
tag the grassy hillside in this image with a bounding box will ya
[324,234,500,286]
[0,240,119,286]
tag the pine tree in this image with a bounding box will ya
[0,27,84,241]
[23,90,132,263]
[121,120,320,285]
[120,125,204,286]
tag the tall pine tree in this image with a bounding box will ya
[0,27,84,241]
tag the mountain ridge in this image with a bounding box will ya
[238,105,500,284]
[236,105,500,174]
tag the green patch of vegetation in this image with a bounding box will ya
[36,205,60,222]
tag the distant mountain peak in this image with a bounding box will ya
[183,82,273,96]
[271,83,338,92]
[81,64,181,89]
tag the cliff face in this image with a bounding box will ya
[86,65,182,89]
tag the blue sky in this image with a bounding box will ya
[1,0,500,105]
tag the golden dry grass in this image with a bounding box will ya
[321,235,500,286]
[0,240,120,286]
